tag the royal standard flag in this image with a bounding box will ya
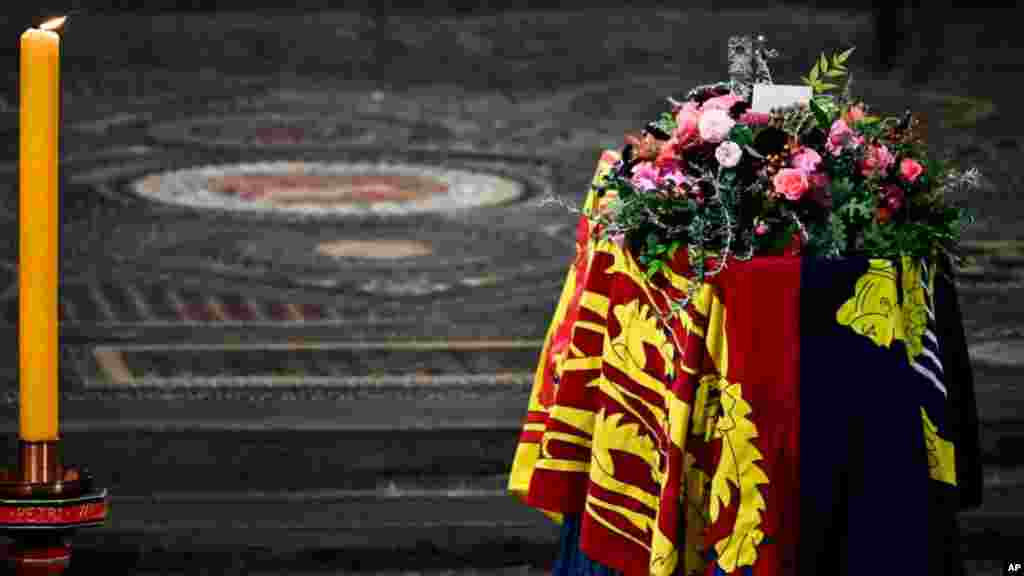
[509,150,621,520]
[510,153,981,576]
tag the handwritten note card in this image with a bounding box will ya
[752,84,813,113]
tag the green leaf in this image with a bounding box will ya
[800,75,811,85]
[819,53,830,73]
[667,240,682,258]
[729,124,754,147]
[836,47,855,63]
[818,83,839,91]
[809,97,831,128]
[809,65,820,83]
[825,69,846,78]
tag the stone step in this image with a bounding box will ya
[0,398,528,492]
[49,482,1023,575]
[0,397,1013,572]
[0,396,1020,492]
[62,487,558,575]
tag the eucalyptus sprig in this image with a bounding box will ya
[801,47,854,94]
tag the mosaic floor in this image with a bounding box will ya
[0,97,586,392]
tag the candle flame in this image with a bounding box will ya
[40,16,67,31]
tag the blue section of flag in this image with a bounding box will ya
[799,257,932,575]
[553,516,623,576]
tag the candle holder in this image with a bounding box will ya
[0,440,108,575]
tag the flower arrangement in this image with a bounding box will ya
[586,44,977,303]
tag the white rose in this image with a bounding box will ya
[698,108,735,143]
[715,141,743,168]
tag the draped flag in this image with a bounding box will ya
[509,153,981,576]
[509,150,621,521]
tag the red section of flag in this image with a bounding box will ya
[705,256,801,575]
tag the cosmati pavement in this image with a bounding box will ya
[0,5,1019,575]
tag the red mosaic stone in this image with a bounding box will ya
[183,302,215,323]
[266,302,290,321]
[251,126,308,145]
[223,302,257,322]
[300,303,325,319]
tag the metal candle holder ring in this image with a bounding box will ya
[0,441,109,575]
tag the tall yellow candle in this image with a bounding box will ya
[19,17,65,443]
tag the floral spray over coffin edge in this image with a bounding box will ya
[550,36,979,309]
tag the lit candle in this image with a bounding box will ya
[19,17,65,443]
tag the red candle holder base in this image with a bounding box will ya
[0,442,109,575]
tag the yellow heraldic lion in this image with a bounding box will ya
[836,257,930,363]
[836,259,906,347]
[836,257,957,486]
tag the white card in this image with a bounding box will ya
[751,84,813,113]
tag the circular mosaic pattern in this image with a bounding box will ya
[130,161,524,217]
[127,215,573,303]
[207,173,448,205]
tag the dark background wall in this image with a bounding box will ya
[1,1,1009,107]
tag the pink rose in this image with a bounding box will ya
[674,102,701,147]
[630,161,660,191]
[739,111,771,126]
[660,166,688,187]
[698,109,735,144]
[826,119,863,156]
[860,144,895,178]
[791,147,822,174]
[701,93,742,113]
[772,168,809,201]
[714,141,743,168]
[899,158,924,182]
[754,220,770,236]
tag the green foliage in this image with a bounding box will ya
[802,47,854,94]
[836,193,875,223]
[583,43,974,287]
[653,111,678,136]
[809,97,832,130]
[781,104,819,137]
[729,124,755,147]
